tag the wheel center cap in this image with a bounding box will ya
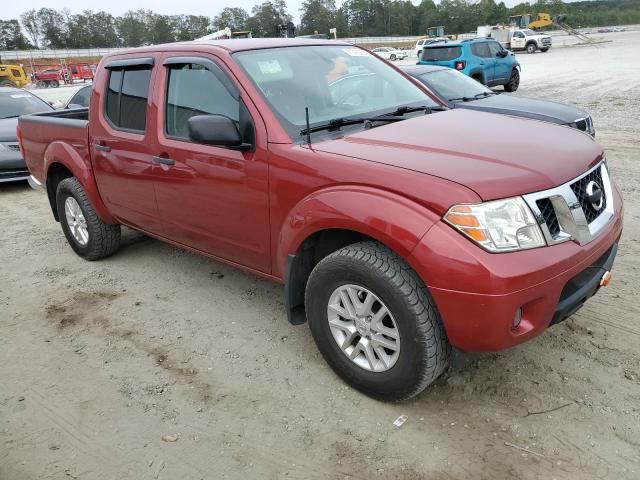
[355,317,370,336]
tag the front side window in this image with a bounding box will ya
[165,63,239,139]
[104,66,151,132]
[235,45,435,138]
[488,42,504,56]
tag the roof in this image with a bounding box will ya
[399,65,448,76]
[107,38,352,57]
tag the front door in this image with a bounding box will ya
[91,60,163,233]
[471,42,495,84]
[511,31,525,50]
[489,42,511,83]
[152,55,271,273]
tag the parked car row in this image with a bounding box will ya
[7,39,622,402]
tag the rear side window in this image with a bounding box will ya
[422,46,461,61]
[104,67,152,132]
[165,63,239,139]
[471,42,492,58]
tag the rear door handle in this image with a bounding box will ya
[94,144,111,152]
[153,156,175,166]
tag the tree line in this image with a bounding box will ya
[0,0,639,51]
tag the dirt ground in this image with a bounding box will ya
[2,33,639,480]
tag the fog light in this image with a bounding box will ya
[600,271,612,287]
[512,308,523,329]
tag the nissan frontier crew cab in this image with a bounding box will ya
[18,39,623,401]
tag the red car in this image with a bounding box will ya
[33,68,61,88]
[17,39,623,400]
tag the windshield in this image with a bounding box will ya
[234,46,435,138]
[418,68,491,101]
[520,29,536,36]
[0,91,52,119]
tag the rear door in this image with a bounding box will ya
[90,57,162,233]
[151,54,271,272]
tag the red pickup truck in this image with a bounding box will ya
[18,39,623,400]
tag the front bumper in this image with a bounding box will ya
[0,153,29,183]
[407,185,624,352]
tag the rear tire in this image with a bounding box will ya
[504,68,520,92]
[305,241,451,401]
[471,74,484,85]
[390,54,397,61]
[56,177,121,261]
[526,43,537,54]
[541,47,549,52]
[51,79,60,88]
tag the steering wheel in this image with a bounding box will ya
[336,90,366,108]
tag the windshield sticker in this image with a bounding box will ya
[257,60,283,75]
[342,48,369,57]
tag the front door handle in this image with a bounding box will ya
[94,144,111,152]
[153,155,175,166]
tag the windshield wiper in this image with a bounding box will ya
[300,115,403,136]
[473,92,497,98]
[299,105,445,138]
[448,96,474,103]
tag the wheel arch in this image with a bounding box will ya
[278,186,441,325]
[43,142,116,224]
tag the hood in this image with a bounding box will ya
[0,117,18,142]
[312,109,603,201]
[457,94,588,125]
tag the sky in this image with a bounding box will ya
[1,0,533,25]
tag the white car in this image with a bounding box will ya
[371,47,407,61]
[612,26,625,32]
[415,38,448,58]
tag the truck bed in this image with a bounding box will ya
[18,108,90,182]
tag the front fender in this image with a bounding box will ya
[44,141,116,224]
[274,185,442,278]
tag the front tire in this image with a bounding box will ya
[390,54,397,61]
[541,47,549,52]
[504,68,520,92]
[56,177,121,261]
[305,241,451,401]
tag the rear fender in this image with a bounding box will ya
[275,185,441,279]
[44,141,116,224]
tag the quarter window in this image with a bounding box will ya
[104,66,151,132]
[165,62,239,139]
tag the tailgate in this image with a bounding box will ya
[17,108,90,182]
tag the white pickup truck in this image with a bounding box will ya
[480,27,552,54]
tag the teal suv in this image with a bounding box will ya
[418,38,521,92]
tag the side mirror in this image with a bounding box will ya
[187,115,251,151]
[497,50,508,58]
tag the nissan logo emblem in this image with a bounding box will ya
[586,181,604,211]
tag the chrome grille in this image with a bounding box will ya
[536,198,560,237]
[523,161,615,246]
[3,143,20,152]
[570,167,606,223]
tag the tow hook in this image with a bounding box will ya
[600,271,612,287]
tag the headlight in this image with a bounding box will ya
[444,197,546,252]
